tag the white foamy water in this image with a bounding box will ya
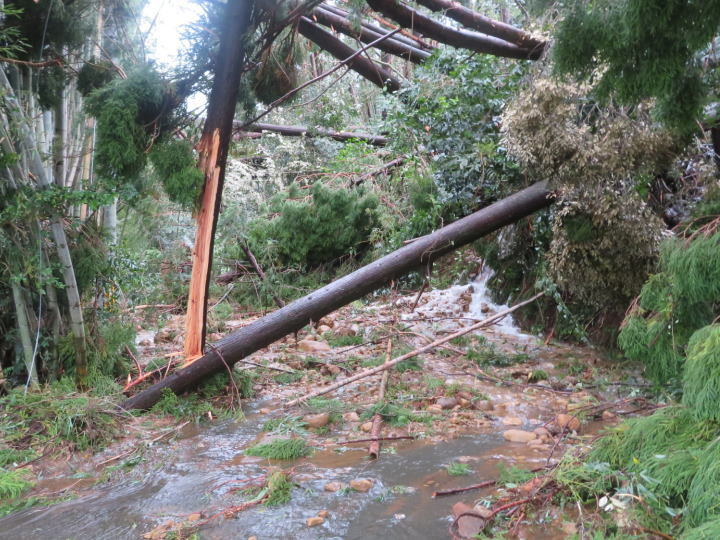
[399,265,532,340]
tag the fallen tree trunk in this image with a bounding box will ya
[234,122,388,146]
[298,17,402,92]
[366,0,540,60]
[413,0,545,52]
[121,181,552,410]
[311,6,432,64]
[320,3,434,51]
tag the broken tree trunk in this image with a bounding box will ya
[298,17,402,92]
[234,122,388,146]
[413,0,545,52]
[121,181,552,410]
[365,0,541,60]
[184,0,252,362]
[311,6,432,64]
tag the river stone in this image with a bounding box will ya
[427,404,444,414]
[350,478,374,492]
[298,339,331,353]
[437,397,458,410]
[555,413,581,432]
[324,481,346,492]
[503,429,537,443]
[452,502,487,538]
[343,411,360,422]
[360,421,373,432]
[303,413,330,429]
[307,516,325,527]
[475,400,494,411]
[602,410,617,420]
[318,510,329,518]
[502,416,523,426]
[318,324,332,334]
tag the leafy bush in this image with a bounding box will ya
[248,183,378,268]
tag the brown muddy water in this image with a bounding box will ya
[0,405,561,539]
[0,273,626,539]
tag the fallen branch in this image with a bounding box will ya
[241,242,285,308]
[433,479,496,498]
[285,292,543,407]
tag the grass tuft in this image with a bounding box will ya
[245,438,312,460]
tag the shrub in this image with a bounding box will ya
[248,183,378,268]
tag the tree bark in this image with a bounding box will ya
[311,6,431,64]
[365,0,540,60]
[183,0,253,362]
[298,17,402,92]
[121,181,553,410]
[413,0,545,52]
[234,121,388,145]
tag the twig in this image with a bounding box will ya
[433,479,497,498]
[240,243,285,308]
[285,293,543,407]
[236,27,401,130]
[369,340,393,458]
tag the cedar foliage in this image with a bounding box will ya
[553,0,720,133]
[248,183,379,268]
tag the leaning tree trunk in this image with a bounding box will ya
[122,181,553,410]
[184,0,254,362]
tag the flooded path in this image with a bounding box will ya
[0,270,631,539]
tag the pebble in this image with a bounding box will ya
[298,339,331,353]
[475,400,494,411]
[317,510,329,518]
[259,408,271,415]
[306,516,324,527]
[343,412,360,422]
[502,416,523,426]
[602,410,616,420]
[437,397,458,410]
[350,478,373,492]
[324,481,346,492]
[555,413,581,432]
[303,412,330,429]
[360,421,373,432]
[502,429,537,443]
[318,324,332,334]
[427,404,444,414]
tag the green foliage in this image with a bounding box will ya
[262,416,308,435]
[0,384,122,451]
[386,49,525,216]
[264,470,293,506]
[446,462,472,476]
[553,0,720,133]
[150,388,214,421]
[360,402,430,427]
[323,333,364,347]
[466,342,527,368]
[85,66,180,199]
[0,469,32,500]
[248,183,378,268]
[77,59,118,96]
[302,397,347,413]
[149,139,203,210]
[686,441,720,527]
[0,449,35,468]
[682,518,720,540]
[245,438,312,460]
[619,232,720,386]
[682,325,720,421]
[497,463,537,487]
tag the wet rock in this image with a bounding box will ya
[533,427,551,438]
[298,339,331,353]
[456,391,473,400]
[458,398,470,408]
[318,324,332,334]
[475,400,494,411]
[452,502,487,538]
[326,364,341,376]
[324,481,346,492]
[259,408,271,414]
[187,513,201,522]
[503,429,537,443]
[426,404,444,414]
[317,510,329,518]
[138,339,152,346]
[437,397,458,410]
[360,421,373,432]
[554,413,581,432]
[154,328,175,343]
[307,516,325,527]
[343,412,360,422]
[350,478,373,492]
[303,413,330,429]
[333,325,355,336]
[502,416,523,426]
[602,410,617,421]
[479,302,490,314]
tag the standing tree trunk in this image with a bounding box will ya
[184,0,254,362]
